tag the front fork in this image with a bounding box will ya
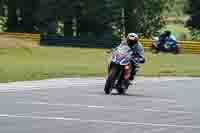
[108,62,132,80]
[116,64,132,90]
[124,64,132,80]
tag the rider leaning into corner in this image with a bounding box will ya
[118,33,146,82]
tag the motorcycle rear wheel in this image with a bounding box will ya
[173,46,180,54]
[117,79,129,94]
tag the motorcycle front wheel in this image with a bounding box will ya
[104,65,119,94]
[117,80,129,95]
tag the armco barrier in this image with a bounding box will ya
[0,32,40,42]
[1,32,200,54]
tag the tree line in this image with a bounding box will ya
[1,0,198,38]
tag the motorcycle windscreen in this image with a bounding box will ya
[112,53,130,65]
[111,45,132,64]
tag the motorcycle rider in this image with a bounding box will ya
[119,33,145,81]
[157,30,177,51]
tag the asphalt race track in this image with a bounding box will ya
[0,77,200,133]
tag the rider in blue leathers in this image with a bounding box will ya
[157,30,177,51]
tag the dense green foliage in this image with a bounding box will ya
[163,0,187,16]
[0,0,176,37]
[186,0,200,40]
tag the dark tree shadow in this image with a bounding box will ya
[96,91,154,98]
[40,36,120,49]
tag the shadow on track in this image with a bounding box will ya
[95,91,154,98]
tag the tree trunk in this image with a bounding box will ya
[0,1,3,16]
[21,9,34,32]
[124,0,140,35]
[64,19,73,37]
[20,0,38,33]
[47,20,58,35]
[7,0,18,32]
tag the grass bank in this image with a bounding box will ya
[0,47,200,82]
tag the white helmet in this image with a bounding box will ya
[127,33,139,45]
[127,33,138,40]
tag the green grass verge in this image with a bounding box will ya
[0,47,107,83]
[141,53,200,77]
[0,47,200,83]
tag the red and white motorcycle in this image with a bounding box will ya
[104,45,137,95]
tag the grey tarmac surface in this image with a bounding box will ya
[0,77,200,133]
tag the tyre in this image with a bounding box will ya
[173,45,180,54]
[117,80,129,95]
[104,66,118,94]
[117,88,126,95]
[151,45,159,54]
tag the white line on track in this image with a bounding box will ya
[0,114,199,129]
[16,101,193,115]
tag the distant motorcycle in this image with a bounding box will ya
[151,37,180,54]
[104,45,136,95]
